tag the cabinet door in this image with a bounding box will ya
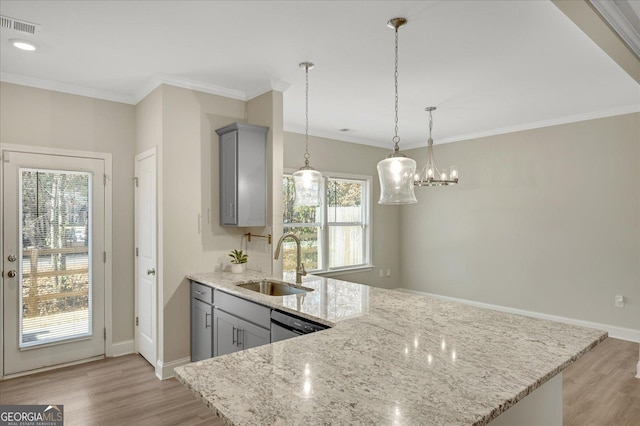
[214,309,240,357]
[238,317,271,351]
[236,127,267,226]
[219,131,237,225]
[191,299,213,362]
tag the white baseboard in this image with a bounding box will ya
[396,288,640,343]
[636,361,640,379]
[111,340,135,357]
[156,357,191,380]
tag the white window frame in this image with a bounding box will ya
[283,170,373,274]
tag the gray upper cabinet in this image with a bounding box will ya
[216,122,269,227]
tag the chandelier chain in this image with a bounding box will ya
[304,64,310,167]
[393,27,400,151]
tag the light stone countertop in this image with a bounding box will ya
[184,271,370,327]
[176,271,607,425]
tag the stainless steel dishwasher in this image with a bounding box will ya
[270,310,329,342]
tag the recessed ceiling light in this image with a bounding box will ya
[10,39,36,51]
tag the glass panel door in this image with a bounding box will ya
[19,169,93,347]
[3,150,105,376]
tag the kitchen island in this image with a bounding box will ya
[176,271,606,425]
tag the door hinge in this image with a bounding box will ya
[135,247,139,257]
[103,252,107,263]
[136,317,139,326]
[104,174,107,186]
[104,328,107,340]
[133,177,138,187]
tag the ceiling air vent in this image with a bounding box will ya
[0,15,42,34]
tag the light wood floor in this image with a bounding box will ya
[563,337,640,426]
[0,337,638,425]
[0,355,222,426]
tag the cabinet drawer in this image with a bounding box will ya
[215,290,270,329]
[191,281,214,304]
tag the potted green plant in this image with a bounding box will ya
[229,249,248,273]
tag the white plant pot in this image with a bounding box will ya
[230,263,243,274]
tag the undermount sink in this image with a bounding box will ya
[236,280,313,296]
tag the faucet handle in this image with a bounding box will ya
[299,263,307,276]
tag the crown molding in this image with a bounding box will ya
[0,72,136,104]
[246,79,291,100]
[2,71,291,105]
[590,0,640,59]
[285,104,640,150]
[427,104,640,147]
[132,73,247,104]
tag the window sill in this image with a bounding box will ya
[311,265,375,277]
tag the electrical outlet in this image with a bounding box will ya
[379,270,384,278]
[614,295,624,308]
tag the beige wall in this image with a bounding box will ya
[136,85,286,364]
[155,85,251,362]
[283,132,402,288]
[401,113,640,331]
[247,91,285,276]
[0,82,137,344]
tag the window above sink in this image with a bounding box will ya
[282,172,373,274]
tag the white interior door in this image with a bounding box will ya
[2,150,105,375]
[135,149,156,367]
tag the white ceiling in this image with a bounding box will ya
[1,1,638,149]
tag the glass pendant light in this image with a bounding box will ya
[414,107,459,186]
[377,17,417,205]
[292,62,323,207]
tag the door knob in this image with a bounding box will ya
[7,254,16,262]
[7,270,17,278]
[147,268,156,276]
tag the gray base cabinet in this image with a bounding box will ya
[213,289,271,357]
[190,281,214,362]
[190,281,271,360]
[191,299,213,361]
[213,309,270,357]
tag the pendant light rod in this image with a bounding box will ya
[388,18,406,154]
[299,62,314,167]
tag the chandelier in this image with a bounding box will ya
[414,107,459,186]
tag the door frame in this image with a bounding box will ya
[0,144,113,379]
[134,147,157,368]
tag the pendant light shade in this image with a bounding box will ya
[293,62,322,208]
[377,17,417,205]
[292,167,323,206]
[377,154,417,204]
